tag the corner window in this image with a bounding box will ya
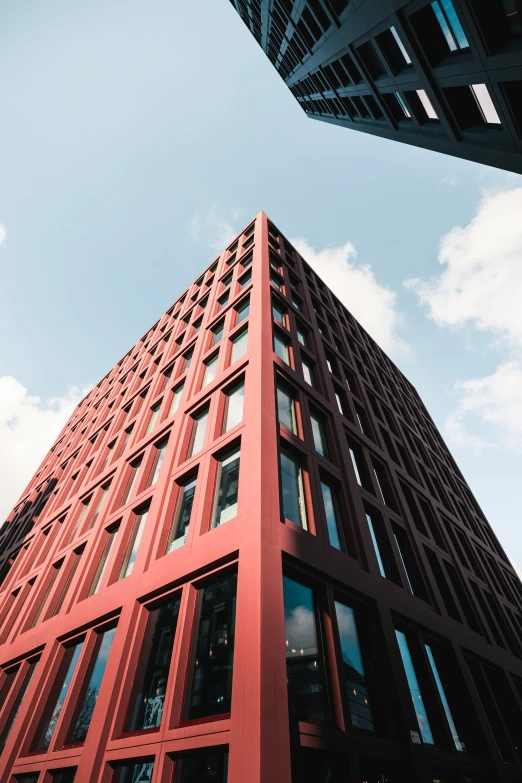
[211,448,240,528]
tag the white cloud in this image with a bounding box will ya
[0,377,89,522]
[189,206,243,251]
[0,225,6,246]
[291,237,412,361]
[406,187,522,451]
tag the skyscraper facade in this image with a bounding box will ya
[228,0,522,174]
[0,212,521,783]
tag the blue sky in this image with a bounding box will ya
[1,0,521,573]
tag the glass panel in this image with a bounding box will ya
[175,750,229,783]
[349,448,363,486]
[283,576,329,721]
[390,25,411,63]
[231,330,248,363]
[51,550,83,616]
[167,479,197,552]
[0,659,39,752]
[52,772,76,783]
[223,383,244,432]
[277,387,297,434]
[212,323,224,345]
[471,84,501,124]
[334,601,374,731]
[121,461,142,506]
[425,644,465,751]
[66,627,116,744]
[366,513,387,578]
[395,92,411,118]
[202,355,218,388]
[393,532,415,594]
[302,360,314,387]
[184,351,193,371]
[431,0,458,49]
[274,333,290,364]
[211,450,240,528]
[119,510,149,579]
[31,642,84,751]
[124,598,181,732]
[239,270,251,289]
[272,304,285,325]
[169,384,184,416]
[150,441,167,486]
[395,630,434,744]
[236,300,250,324]
[89,527,119,595]
[416,89,438,119]
[146,403,160,434]
[320,482,344,551]
[112,761,154,783]
[186,572,237,720]
[440,0,469,47]
[280,452,307,529]
[189,410,208,457]
[297,329,306,346]
[311,416,328,457]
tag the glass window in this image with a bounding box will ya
[65,627,116,744]
[366,513,387,578]
[292,294,301,311]
[302,359,315,387]
[202,354,219,388]
[416,89,438,119]
[212,322,224,345]
[395,630,434,744]
[211,449,240,528]
[111,761,154,783]
[230,329,248,363]
[283,576,329,721]
[185,572,237,720]
[149,439,168,486]
[236,298,249,324]
[0,658,39,752]
[297,328,306,346]
[431,0,469,50]
[242,251,253,268]
[218,292,229,309]
[310,415,328,458]
[183,350,193,371]
[390,25,411,63]
[334,601,374,731]
[350,448,363,486]
[239,270,251,289]
[169,383,184,416]
[222,272,232,288]
[124,598,180,732]
[167,478,197,552]
[425,643,465,751]
[174,750,229,783]
[146,403,161,434]
[88,525,119,596]
[320,482,345,551]
[271,272,283,291]
[189,409,208,457]
[118,508,149,579]
[274,332,290,364]
[272,302,286,325]
[51,772,76,783]
[471,84,501,124]
[121,459,142,507]
[395,91,411,118]
[393,529,415,594]
[223,382,244,432]
[31,641,84,751]
[277,386,297,435]
[280,451,307,529]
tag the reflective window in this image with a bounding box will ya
[274,332,290,364]
[431,0,469,50]
[311,415,328,458]
[189,409,208,457]
[271,272,283,291]
[416,89,438,119]
[124,598,180,733]
[174,750,229,783]
[183,350,193,371]
[272,303,286,325]
[51,772,76,783]
[121,459,142,507]
[320,482,345,551]
[277,386,297,435]
[88,525,119,596]
[471,83,501,124]
[212,321,224,345]
[167,478,197,552]
[118,508,149,579]
[202,355,219,388]
[66,626,116,744]
[366,513,387,578]
[302,359,315,387]
[186,572,237,720]
[334,601,374,731]
[149,439,168,486]
[297,328,306,346]
[211,449,240,528]
[350,448,363,486]
[223,382,244,432]
[169,384,184,416]
[395,630,434,744]
[230,329,248,363]
[236,298,250,324]
[146,402,161,434]
[425,643,465,751]
[239,270,251,289]
[283,576,329,721]
[280,451,307,529]
[31,641,84,751]
[390,25,411,63]
[111,761,154,783]
[395,91,411,118]
[0,658,39,752]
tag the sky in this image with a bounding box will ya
[1,0,521,574]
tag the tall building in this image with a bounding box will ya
[228,0,522,174]
[1,212,522,783]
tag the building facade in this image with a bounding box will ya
[228,0,522,174]
[0,212,522,782]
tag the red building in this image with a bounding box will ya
[0,212,521,783]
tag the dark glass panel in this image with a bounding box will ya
[174,750,229,782]
[334,601,374,731]
[31,643,83,751]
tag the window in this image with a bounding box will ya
[390,25,411,64]
[302,358,315,387]
[431,0,469,50]
[395,630,434,744]
[118,507,149,579]
[310,414,328,457]
[146,402,161,434]
[185,572,237,720]
[173,750,229,783]
[167,478,197,552]
[149,438,168,486]
[222,272,232,288]
[169,383,184,416]
[280,451,307,529]
[51,771,76,783]
[31,641,84,751]
[334,601,374,730]
[218,291,229,309]
[321,482,345,551]
[211,448,240,528]
[272,302,286,326]
[223,381,244,432]
[416,89,438,119]
[188,409,208,457]
[277,385,297,435]
[366,513,387,578]
[123,598,180,732]
[283,576,329,721]
[183,350,193,372]
[65,627,116,745]
[0,658,39,752]
[271,271,284,291]
[121,459,142,507]
[239,269,251,289]
[235,298,250,324]
[111,762,154,783]
[202,354,219,388]
[88,525,119,596]
[425,643,465,751]
[471,83,501,124]
[393,527,416,594]
[395,91,411,118]
[297,327,306,346]
[274,331,290,364]
[212,321,224,345]
[292,294,301,311]
[230,329,248,363]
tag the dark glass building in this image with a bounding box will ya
[228,0,522,173]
